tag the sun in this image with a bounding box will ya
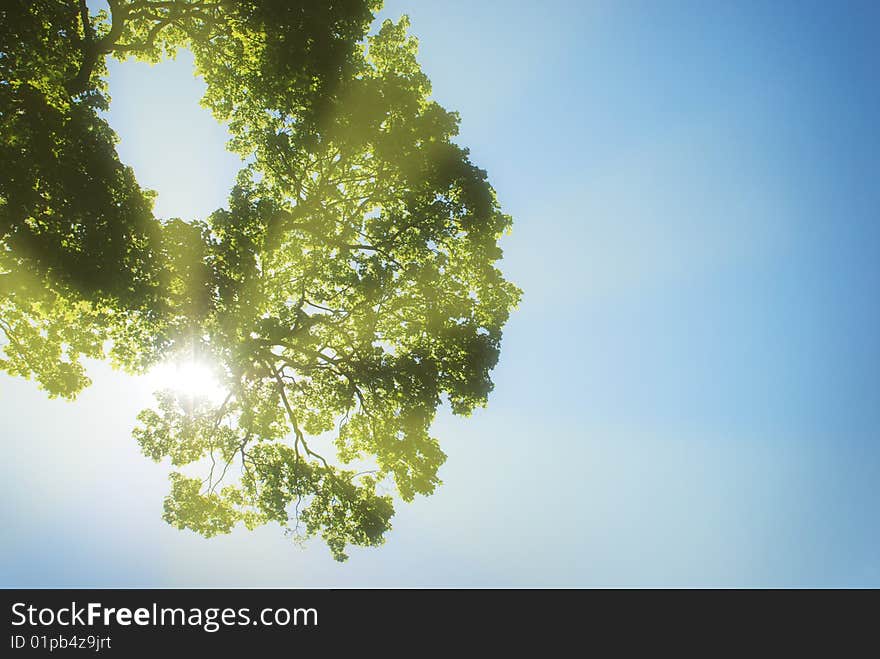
[143,358,226,404]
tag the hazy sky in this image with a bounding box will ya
[3,0,879,586]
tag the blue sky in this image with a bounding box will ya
[2,0,879,586]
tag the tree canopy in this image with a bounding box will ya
[0,0,520,561]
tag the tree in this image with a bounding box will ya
[0,0,520,561]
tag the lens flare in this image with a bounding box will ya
[143,359,226,404]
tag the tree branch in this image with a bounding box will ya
[67,0,129,95]
[265,359,330,469]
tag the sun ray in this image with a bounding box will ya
[143,359,226,404]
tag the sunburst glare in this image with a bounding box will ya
[143,359,226,404]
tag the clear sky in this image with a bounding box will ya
[2,0,879,586]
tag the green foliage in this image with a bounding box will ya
[0,0,520,561]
